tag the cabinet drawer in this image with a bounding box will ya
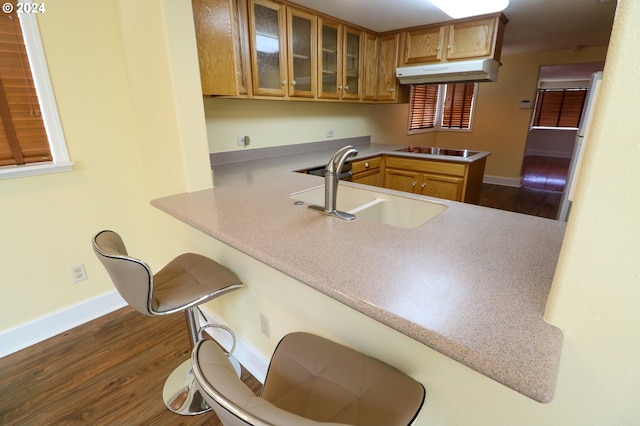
[385,156,465,176]
[352,156,381,173]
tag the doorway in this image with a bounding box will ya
[521,62,604,192]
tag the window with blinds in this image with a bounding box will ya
[409,84,440,132]
[442,83,476,129]
[408,82,477,133]
[0,10,51,167]
[532,88,588,128]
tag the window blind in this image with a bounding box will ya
[442,83,475,129]
[532,88,588,128]
[409,84,440,131]
[408,82,476,132]
[0,10,51,167]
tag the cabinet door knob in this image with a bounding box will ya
[412,181,417,187]
[365,162,369,168]
[291,80,297,86]
[344,85,349,92]
[388,88,395,92]
[282,80,287,85]
[338,85,343,90]
[421,183,427,188]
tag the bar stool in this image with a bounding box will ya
[92,230,243,416]
[192,332,426,425]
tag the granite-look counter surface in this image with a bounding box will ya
[152,140,565,403]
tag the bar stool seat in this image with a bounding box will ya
[192,332,426,425]
[93,230,243,416]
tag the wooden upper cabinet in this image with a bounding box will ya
[248,0,287,96]
[248,0,317,98]
[193,0,250,96]
[446,17,499,60]
[400,14,506,66]
[362,32,378,101]
[377,33,400,101]
[286,8,317,98]
[317,18,342,99]
[402,25,446,65]
[317,22,363,101]
[193,0,506,101]
[342,27,363,100]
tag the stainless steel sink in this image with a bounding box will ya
[291,185,447,228]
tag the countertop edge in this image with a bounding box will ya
[151,187,564,403]
[150,141,565,403]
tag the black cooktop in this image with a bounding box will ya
[396,146,479,157]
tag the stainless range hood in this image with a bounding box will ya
[396,58,499,85]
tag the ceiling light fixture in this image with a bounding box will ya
[429,0,509,19]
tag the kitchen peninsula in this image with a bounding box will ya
[151,138,566,403]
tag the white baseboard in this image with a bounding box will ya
[525,149,573,159]
[197,306,269,384]
[483,175,522,188]
[0,290,270,383]
[0,290,127,359]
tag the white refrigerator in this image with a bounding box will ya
[557,71,603,222]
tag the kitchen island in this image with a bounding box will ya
[152,139,566,403]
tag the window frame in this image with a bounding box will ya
[407,82,478,135]
[0,5,73,180]
[407,84,441,134]
[530,87,588,130]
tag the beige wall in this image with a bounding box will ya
[205,47,606,181]
[0,0,211,329]
[203,97,437,152]
[3,0,640,423]
[436,46,607,179]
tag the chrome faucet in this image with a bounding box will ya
[308,145,358,220]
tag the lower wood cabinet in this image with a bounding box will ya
[384,168,463,201]
[351,156,382,186]
[356,155,485,204]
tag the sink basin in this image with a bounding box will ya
[291,185,378,212]
[291,185,447,228]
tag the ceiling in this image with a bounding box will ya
[288,0,617,55]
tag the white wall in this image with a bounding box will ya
[525,129,576,158]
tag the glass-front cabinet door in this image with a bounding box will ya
[249,0,286,96]
[343,27,362,100]
[318,18,342,99]
[287,8,316,98]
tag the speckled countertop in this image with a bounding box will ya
[152,140,565,403]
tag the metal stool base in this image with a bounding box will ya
[163,356,242,415]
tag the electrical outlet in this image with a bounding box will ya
[237,135,251,146]
[237,136,245,146]
[70,263,88,283]
[327,129,335,138]
[259,313,270,338]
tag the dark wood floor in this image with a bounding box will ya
[520,155,571,192]
[478,155,570,219]
[0,307,262,426]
